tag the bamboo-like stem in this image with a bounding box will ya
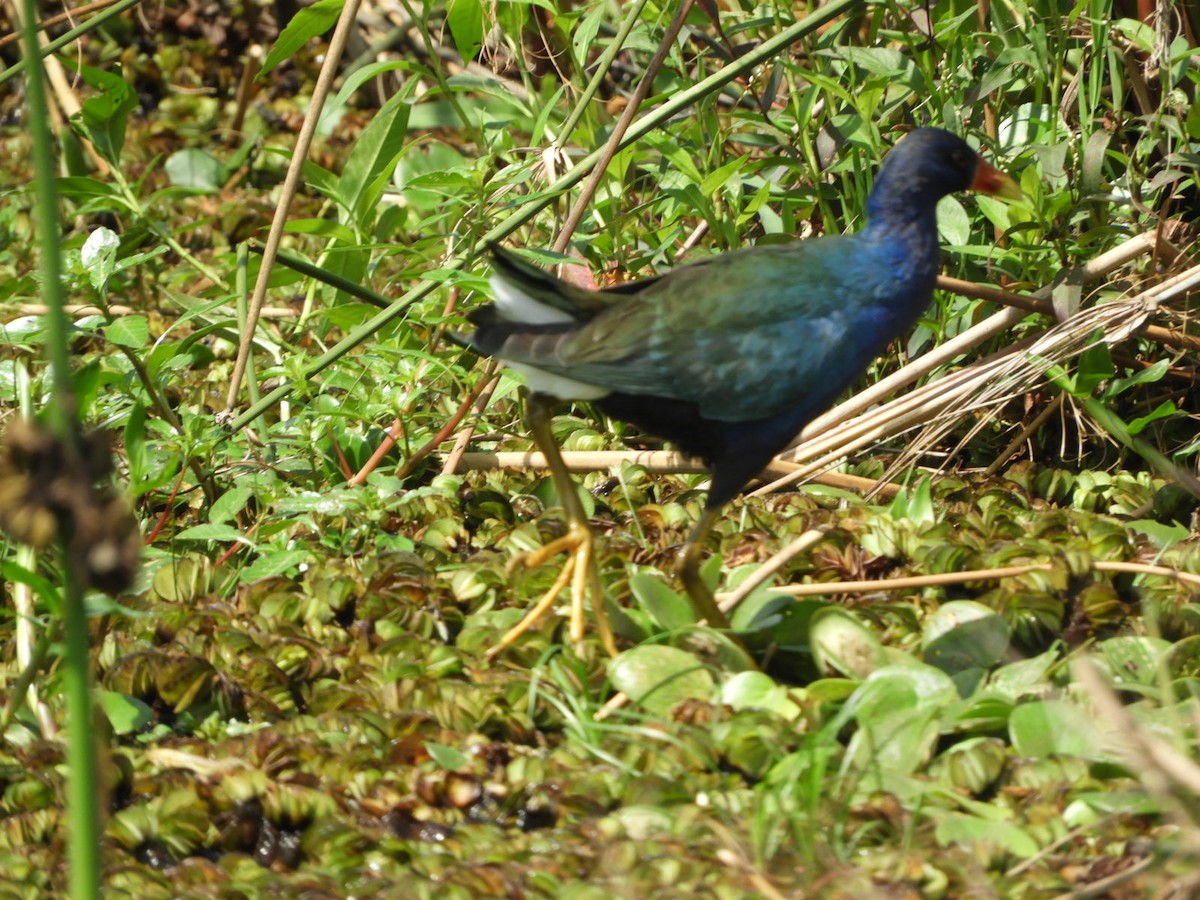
[746,557,1200,599]
[718,527,832,612]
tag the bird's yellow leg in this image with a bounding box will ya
[488,392,618,659]
[486,548,577,660]
[678,506,732,631]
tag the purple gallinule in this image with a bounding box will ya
[466,127,1020,657]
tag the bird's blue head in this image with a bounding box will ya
[866,128,1016,223]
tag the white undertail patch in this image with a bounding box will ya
[490,274,575,325]
[503,362,610,401]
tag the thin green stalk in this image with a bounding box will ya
[554,0,653,148]
[228,0,865,432]
[18,0,102,896]
[398,0,484,147]
[0,0,142,87]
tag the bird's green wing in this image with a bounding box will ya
[523,236,902,420]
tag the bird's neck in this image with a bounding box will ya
[860,207,942,286]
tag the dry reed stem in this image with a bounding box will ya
[735,558,1200,600]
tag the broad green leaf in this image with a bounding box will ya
[238,550,310,583]
[447,0,484,63]
[571,2,606,69]
[340,85,416,225]
[608,645,715,717]
[1009,700,1103,760]
[987,646,1060,699]
[935,813,1039,858]
[74,64,137,165]
[1073,342,1115,395]
[862,662,958,706]
[629,573,696,631]
[106,316,150,349]
[923,601,1011,674]
[720,671,802,720]
[1126,400,1176,435]
[425,741,470,771]
[1108,358,1169,396]
[936,195,970,245]
[164,148,228,191]
[843,676,938,774]
[1095,636,1170,687]
[55,176,122,199]
[99,691,153,735]
[810,608,886,679]
[209,486,255,525]
[80,227,119,292]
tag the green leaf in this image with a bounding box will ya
[1107,358,1168,396]
[930,737,1007,795]
[1,560,62,613]
[173,524,250,544]
[720,671,801,720]
[425,741,469,771]
[80,227,119,292]
[238,550,311,583]
[99,691,153,735]
[74,64,137,166]
[935,813,1039,858]
[1009,700,1103,760]
[260,0,343,78]
[936,195,970,245]
[987,646,1060,700]
[891,475,935,526]
[629,572,696,631]
[843,669,947,774]
[608,645,715,717]
[810,608,886,679]
[209,487,255,525]
[1126,400,1176,435]
[922,601,1012,674]
[1073,341,1115,395]
[1095,635,1170,687]
[55,175,122,200]
[164,148,228,191]
[285,218,357,241]
[106,316,150,349]
[447,0,484,64]
[340,83,415,227]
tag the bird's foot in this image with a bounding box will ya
[486,521,617,660]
